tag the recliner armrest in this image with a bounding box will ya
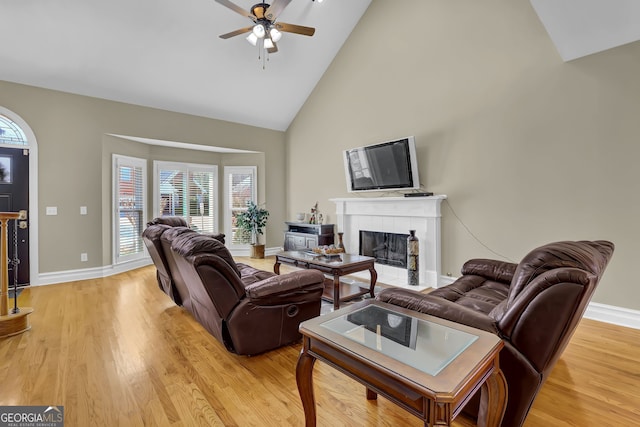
[461,259,517,284]
[245,270,325,303]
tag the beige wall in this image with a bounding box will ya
[0,80,286,274]
[286,0,640,310]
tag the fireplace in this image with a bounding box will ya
[359,231,409,269]
[331,196,446,290]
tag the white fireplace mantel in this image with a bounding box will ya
[330,196,447,291]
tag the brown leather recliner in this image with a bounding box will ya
[142,216,225,305]
[166,230,325,355]
[147,216,189,228]
[376,240,614,427]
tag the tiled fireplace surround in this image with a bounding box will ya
[330,196,447,292]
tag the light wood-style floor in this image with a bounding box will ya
[1,257,639,426]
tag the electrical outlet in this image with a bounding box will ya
[81,253,88,262]
[80,206,87,215]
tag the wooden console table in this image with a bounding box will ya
[0,212,33,338]
[283,222,335,251]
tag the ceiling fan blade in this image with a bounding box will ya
[275,22,316,37]
[214,0,256,21]
[219,27,253,39]
[265,0,292,21]
[267,42,278,54]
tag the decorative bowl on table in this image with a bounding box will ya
[312,246,345,257]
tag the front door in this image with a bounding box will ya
[0,147,29,286]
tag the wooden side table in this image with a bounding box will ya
[296,300,507,426]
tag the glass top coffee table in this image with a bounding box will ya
[296,300,507,426]
[274,250,377,310]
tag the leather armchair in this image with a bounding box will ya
[166,231,325,355]
[376,240,614,427]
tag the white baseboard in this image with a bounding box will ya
[33,259,640,331]
[265,247,281,257]
[36,257,153,286]
[584,302,640,330]
[229,246,281,257]
[36,247,281,286]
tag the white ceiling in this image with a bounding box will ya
[530,0,640,61]
[0,0,371,131]
[1,1,637,132]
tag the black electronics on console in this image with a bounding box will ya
[403,192,434,198]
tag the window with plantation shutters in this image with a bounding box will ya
[113,155,147,264]
[224,166,257,249]
[153,161,218,233]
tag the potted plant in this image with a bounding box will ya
[236,201,269,258]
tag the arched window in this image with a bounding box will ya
[0,114,28,146]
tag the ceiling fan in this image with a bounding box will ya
[215,0,316,55]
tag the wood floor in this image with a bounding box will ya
[1,257,639,426]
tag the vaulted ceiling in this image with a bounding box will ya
[1,1,638,132]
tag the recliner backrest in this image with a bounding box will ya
[507,240,614,307]
[170,232,246,324]
[499,240,614,374]
[160,226,198,308]
[171,232,241,278]
[141,223,173,296]
[147,216,189,227]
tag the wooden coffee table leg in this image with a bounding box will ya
[477,364,508,427]
[273,258,281,274]
[366,388,377,400]
[296,343,318,427]
[368,266,378,298]
[333,275,340,311]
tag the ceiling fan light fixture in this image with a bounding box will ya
[246,33,258,46]
[216,0,316,68]
[270,28,282,42]
[252,24,266,38]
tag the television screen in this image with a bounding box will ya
[344,137,419,192]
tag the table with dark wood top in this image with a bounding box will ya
[296,300,507,427]
[274,251,377,311]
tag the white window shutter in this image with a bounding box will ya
[114,155,147,264]
[154,161,218,233]
[224,166,257,248]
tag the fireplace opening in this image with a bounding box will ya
[359,230,408,268]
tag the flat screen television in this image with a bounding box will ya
[343,136,420,192]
